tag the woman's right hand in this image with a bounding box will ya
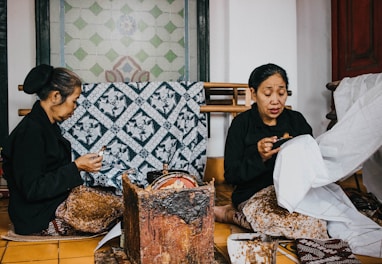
[258,136,279,161]
[74,153,103,172]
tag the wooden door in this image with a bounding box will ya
[331,0,382,80]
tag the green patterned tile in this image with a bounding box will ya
[178,37,184,48]
[150,5,163,19]
[89,2,102,16]
[74,47,88,61]
[74,17,88,30]
[121,4,133,15]
[65,32,73,45]
[138,20,148,32]
[57,0,194,82]
[64,1,72,13]
[178,8,184,18]
[136,49,149,63]
[105,18,116,31]
[151,64,164,78]
[150,35,163,48]
[90,33,103,46]
[165,49,177,63]
[178,66,185,76]
[106,48,118,62]
[165,21,176,34]
[121,36,133,47]
[90,63,104,77]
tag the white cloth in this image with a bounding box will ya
[274,135,382,258]
[316,73,382,182]
[363,148,382,202]
[274,73,382,258]
[330,73,382,202]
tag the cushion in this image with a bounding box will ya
[242,185,329,239]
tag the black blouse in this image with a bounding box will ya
[1,101,83,235]
[224,103,313,207]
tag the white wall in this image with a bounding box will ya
[7,0,36,132]
[227,0,299,108]
[207,0,331,156]
[7,0,332,157]
[297,0,331,136]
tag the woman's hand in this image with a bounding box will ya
[258,136,279,161]
[74,153,103,172]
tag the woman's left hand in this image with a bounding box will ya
[258,136,279,161]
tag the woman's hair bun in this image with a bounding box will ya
[23,64,54,94]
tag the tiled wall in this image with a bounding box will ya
[50,0,197,83]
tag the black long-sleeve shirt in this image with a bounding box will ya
[1,101,83,235]
[224,103,313,207]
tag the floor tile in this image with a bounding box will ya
[2,243,58,262]
[60,256,94,264]
[0,205,8,213]
[0,246,5,261]
[0,239,7,247]
[276,253,297,264]
[7,240,59,247]
[0,212,11,235]
[2,260,58,264]
[59,238,101,259]
[214,222,232,245]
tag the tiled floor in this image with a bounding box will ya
[0,183,289,263]
[0,197,110,264]
[0,176,381,263]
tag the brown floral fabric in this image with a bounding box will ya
[242,185,329,239]
[56,185,124,234]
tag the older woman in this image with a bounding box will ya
[1,65,109,235]
[214,63,313,228]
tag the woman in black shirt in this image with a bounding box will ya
[2,65,104,235]
[214,63,312,228]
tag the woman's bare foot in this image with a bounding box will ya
[214,204,236,224]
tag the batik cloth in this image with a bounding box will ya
[59,81,207,193]
[296,238,361,264]
[242,185,329,240]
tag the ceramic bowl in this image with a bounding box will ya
[227,233,278,264]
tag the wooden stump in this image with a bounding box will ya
[122,174,215,264]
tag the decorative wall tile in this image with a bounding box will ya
[50,0,197,83]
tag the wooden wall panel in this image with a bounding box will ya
[332,0,382,80]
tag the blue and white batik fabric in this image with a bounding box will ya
[59,81,207,193]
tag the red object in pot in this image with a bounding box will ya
[150,172,199,190]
